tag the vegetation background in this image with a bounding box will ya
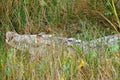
[0,0,120,80]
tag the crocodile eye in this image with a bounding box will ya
[9,36,14,42]
[67,38,75,42]
[112,36,114,38]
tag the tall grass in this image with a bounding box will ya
[1,39,120,80]
[1,0,119,35]
[0,0,120,80]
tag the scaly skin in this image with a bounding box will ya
[6,31,120,55]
